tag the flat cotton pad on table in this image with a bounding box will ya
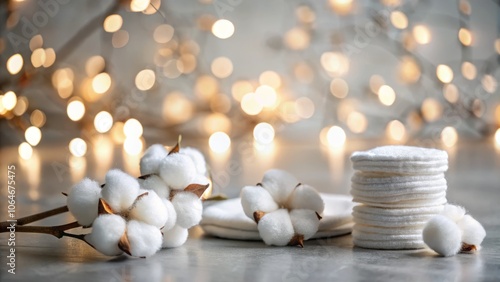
[201,193,355,241]
[350,145,449,250]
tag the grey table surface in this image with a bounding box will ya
[0,138,499,282]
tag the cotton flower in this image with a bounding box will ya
[129,189,169,229]
[162,225,189,248]
[180,147,207,175]
[171,192,203,229]
[102,169,141,212]
[159,153,197,190]
[85,214,127,256]
[140,144,168,175]
[240,169,324,247]
[422,215,462,257]
[67,178,102,226]
[423,204,486,256]
[124,220,163,257]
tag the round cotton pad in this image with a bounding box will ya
[352,172,445,185]
[351,178,447,190]
[352,211,437,223]
[353,204,445,216]
[353,224,423,235]
[353,196,447,208]
[353,237,425,249]
[352,191,446,203]
[351,145,448,163]
[352,230,422,241]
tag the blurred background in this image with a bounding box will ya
[0,0,499,197]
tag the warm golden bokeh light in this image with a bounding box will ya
[481,75,497,94]
[458,28,472,46]
[2,91,17,110]
[369,75,385,94]
[67,99,85,121]
[30,109,46,127]
[212,19,234,39]
[321,52,349,77]
[413,25,431,44]
[13,96,28,116]
[253,122,275,144]
[441,126,458,147]
[94,111,113,133]
[112,30,129,48]
[390,11,408,29]
[69,138,87,157]
[347,111,367,133]
[209,131,231,153]
[29,34,43,51]
[421,98,442,122]
[296,5,316,23]
[135,69,156,91]
[211,56,233,78]
[461,61,476,80]
[443,84,459,103]
[330,78,349,98]
[103,14,123,33]
[378,85,396,106]
[154,24,174,43]
[241,92,263,116]
[130,0,150,12]
[85,56,105,77]
[399,56,421,84]
[42,48,56,68]
[259,71,282,89]
[162,92,194,124]
[284,27,310,50]
[436,64,454,83]
[31,48,45,68]
[387,120,406,141]
[123,118,143,138]
[195,75,219,101]
[124,137,144,156]
[255,85,277,108]
[231,80,254,102]
[92,72,112,94]
[7,53,23,75]
[19,142,33,160]
[327,126,346,148]
[328,0,354,15]
[25,126,42,146]
[295,97,315,119]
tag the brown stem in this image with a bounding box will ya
[1,221,82,239]
[15,205,69,226]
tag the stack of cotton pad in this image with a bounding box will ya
[350,145,448,249]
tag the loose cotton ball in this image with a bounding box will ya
[126,220,163,257]
[159,153,196,190]
[457,214,486,250]
[257,209,295,246]
[85,214,126,256]
[140,144,168,175]
[423,215,462,257]
[67,178,101,226]
[162,225,189,248]
[172,192,203,229]
[102,169,140,211]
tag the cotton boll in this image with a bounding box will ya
[289,209,320,240]
[457,215,486,248]
[102,169,140,212]
[85,214,126,256]
[141,175,170,199]
[162,199,177,231]
[129,190,169,228]
[67,178,101,226]
[287,184,324,214]
[422,215,462,257]
[261,169,299,205]
[240,185,279,220]
[191,174,210,186]
[140,144,168,175]
[159,154,196,190]
[126,220,163,257]
[257,209,295,246]
[180,147,207,175]
[162,225,189,248]
[172,192,203,228]
[441,204,466,223]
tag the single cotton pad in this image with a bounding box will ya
[351,178,447,190]
[353,196,447,208]
[352,191,447,203]
[351,146,448,163]
[352,230,422,241]
[353,237,425,250]
[352,163,448,174]
[353,224,423,235]
[352,172,445,185]
[352,211,437,223]
[353,205,445,216]
[353,217,430,228]
[350,186,446,198]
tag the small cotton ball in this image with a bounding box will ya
[287,184,324,214]
[457,214,486,248]
[162,224,189,248]
[240,186,278,220]
[162,199,177,231]
[140,144,168,175]
[126,220,163,257]
[257,209,295,246]
[441,204,466,223]
[85,214,126,256]
[423,215,462,257]
[141,175,170,199]
[67,178,101,226]
[159,154,196,190]
[289,209,320,240]
[129,190,169,229]
[261,169,298,205]
[102,169,140,212]
[171,192,203,229]
[180,147,207,175]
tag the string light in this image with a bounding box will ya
[443,84,459,103]
[284,27,310,50]
[461,61,476,80]
[326,126,346,148]
[231,80,253,102]
[378,85,396,106]
[259,71,282,89]
[209,132,231,153]
[18,142,33,160]
[413,25,431,44]
[369,75,385,94]
[328,0,354,15]
[436,64,454,83]
[162,92,194,124]
[13,96,28,116]
[130,0,150,12]
[94,111,113,133]
[153,24,174,43]
[421,98,442,122]
[29,34,43,51]
[31,48,45,68]
[255,85,277,108]
[347,111,367,133]
[195,75,218,101]
[481,75,497,94]
[25,126,42,146]
[390,11,408,29]
[330,78,349,98]
[211,56,233,78]
[321,52,349,77]
[42,48,56,67]
[458,28,472,46]
[441,126,458,147]
[85,56,105,76]
[30,109,46,127]
[135,69,156,91]
[241,92,263,115]
[399,56,421,84]
[67,99,85,121]
[123,137,143,155]
[387,120,406,141]
[112,30,129,48]
[495,128,500,147]
[212,19,234,39]
[69,138,87,157]
[7,53,23,75]
[253,122,275,144]
[295,97,315,119]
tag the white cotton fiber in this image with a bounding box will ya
[141,175,170,199]
[102,169,140,212]
[162,224,189,248]
[159,154,196,190]
[85,214,126,256]
[441,204,466,223]
[457,214,486,248]
[180,147,207,175]
[172,192,203,228]
[257,209,295,246]
[129,190,169,228]
[289,209,320,240]
[422,215,462,257]
[261,169,299,205]
[67,178,102,226]
[287,184,324,214]
[126,220,163,257]
[140,144,168,175]
[162,199,177,231]
[240,186,279,220]
[191,174,210,186]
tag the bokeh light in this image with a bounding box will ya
[441,126,458,147]
[103,14,123,33]
[326,126,346,148]
[209,132,231,153]
[253,122,275,144]
[436,64,454,83]
[7,53,23,75]
[69,138,87,157]
[212,19,234,39]
[135,69,156,91]
[18,142,33,160]
[94,111,113,133]
[25,126,42,146]
[378,85,396,106]
[92,72,112,94]
[123,118,143,138]
[67,99,85,121]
